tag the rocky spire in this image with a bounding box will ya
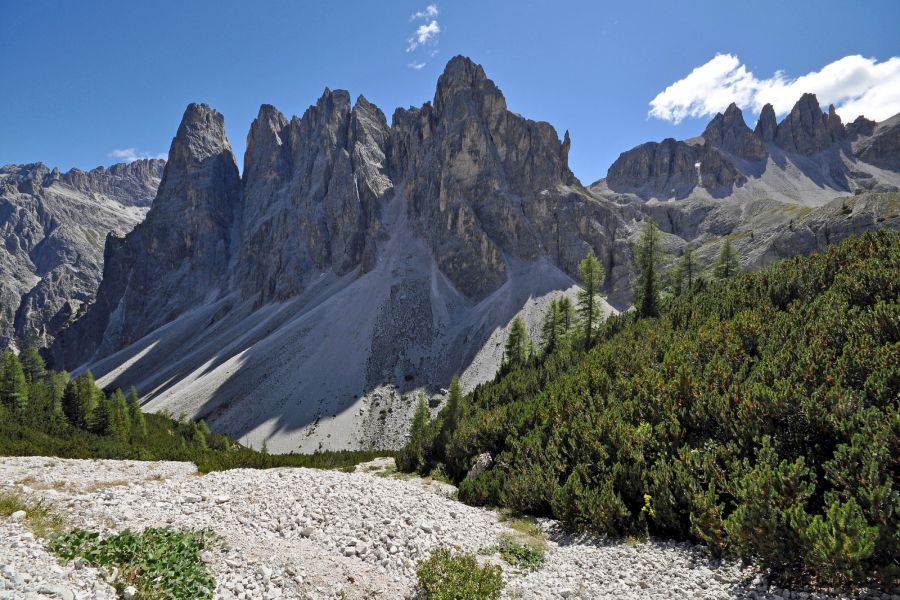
[754,103,778,142]
[774,93,844,155]
[236,90,391,304]
[49,103,242,364]
[702,103,767,160]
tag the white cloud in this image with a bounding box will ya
[649,54,900,124]
[410,4,438,21]
[407,19,440,52]
[408,61,426,70]
[109,148,167,163]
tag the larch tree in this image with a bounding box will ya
[19,346,46,384]
[126,386,148,438]
[634,220,662,318]
[713,238,740,280]
[504,316,530,369]
[0,351,29,414]
[558,296,574,332]
[680,244,696,292]
[62,372,100,429]
[577,249,605,347]
[540,299,561,354]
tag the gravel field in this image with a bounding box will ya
[0,456,893,600]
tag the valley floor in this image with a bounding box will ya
[0,457,887,600]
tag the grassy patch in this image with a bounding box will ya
[52,527,219,600]
[416,547,503,600]
[497,534,546,570]
[0,491,66,538]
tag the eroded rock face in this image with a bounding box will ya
[49,104,240,365]
[774,94,845,155]
[390,56,583,300]
[854,114,900,172]
[237,93,391,304]
[53,55,631,373]
[702,103,766,161]
[754,104,778,142]
[0,159,162,350]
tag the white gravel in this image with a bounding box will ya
[0,456,892,600]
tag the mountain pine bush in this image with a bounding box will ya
[400,230,900,588]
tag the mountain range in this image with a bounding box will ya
[0,160,164,350]
[2,56,897,452]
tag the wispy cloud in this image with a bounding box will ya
[649,54,900,124]
[406,4,440,68]
[407,20,440,52]
[109,148,167,163]
[410,4,438,21]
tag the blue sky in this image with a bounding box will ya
[2,0,899,184]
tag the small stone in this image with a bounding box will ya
[8,511,26,523]
[38,586,75,600]
[123,586,137,600]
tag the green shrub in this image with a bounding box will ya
[52,527,218,600]
[416,547,503,600]
[497,535,545,570]
[400,231,900,588]
[792,498,879,585]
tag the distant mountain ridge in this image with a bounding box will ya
[0,159,164,350]
[599,94,900,204]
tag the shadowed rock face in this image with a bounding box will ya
[754,104,778,142]
[51,56,629,373]
[774,94,845,155]
[391,55,582,300]
[0,159,163,350]
[48,104,241,365]
[606,94,899,201]
[702,103,767,161]
[237,93,391,304]
[854,114,900,172]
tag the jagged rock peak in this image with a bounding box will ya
[846,114,876,139]
[173,103,233,156]
[434,55,505,117]
[755,103,778,142]
[774,93,845,155]
[702,103,766,160]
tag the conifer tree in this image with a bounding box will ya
[577,249,605,347]
[126,386,147,438]
[0,351,29,414]
[397,395,433,472]
[634,220,662,318]
[19,346,46,384]
[540,299,561,354]
[109,389,131,441]
[680,244,695,292]
[504,316,529,369]
[91,396,111,435]
[558,296,573,332]
[62,372,100,429]
[444,376,463,438]
[190,422,208,450]
[670,263,684,297]
[713,238,740,279]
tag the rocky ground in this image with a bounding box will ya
[0,456,893,600]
